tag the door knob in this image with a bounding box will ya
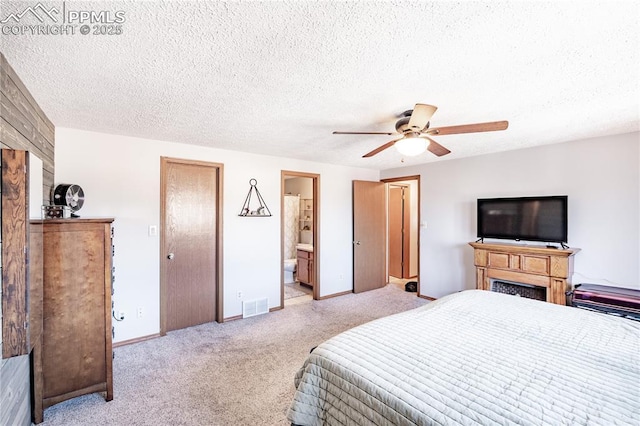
[167,253,174,260]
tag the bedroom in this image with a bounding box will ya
[1,1,638,425]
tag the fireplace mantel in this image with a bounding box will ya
[469,242,581,305]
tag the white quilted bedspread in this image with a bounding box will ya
[287,290,640,425]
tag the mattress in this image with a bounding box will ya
[287,290,640,425]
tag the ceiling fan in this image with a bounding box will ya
[333,104,508,158]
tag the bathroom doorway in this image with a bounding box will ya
[280,171,320,308]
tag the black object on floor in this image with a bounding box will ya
[405,281,418,292]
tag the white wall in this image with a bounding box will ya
[55,128,378,343]
[285,177,313,199]
[382,132,640,298]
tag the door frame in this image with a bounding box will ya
[280,171,320,307]
[159,157,224,335]
[381,175,421,295]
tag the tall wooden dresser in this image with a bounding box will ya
[40,218,114,414]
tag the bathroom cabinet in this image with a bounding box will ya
[297,248,314,288]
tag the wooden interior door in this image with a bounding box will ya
[389,185,411,278]
[161,158,221,333]
[353,180,386,293]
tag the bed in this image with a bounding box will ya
[287,290,640,425]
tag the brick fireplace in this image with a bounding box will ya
[469,242,580,305]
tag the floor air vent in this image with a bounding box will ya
[242,298,269,318]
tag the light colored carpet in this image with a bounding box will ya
[40,284,428,425]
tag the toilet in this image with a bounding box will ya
[284,258,297,284]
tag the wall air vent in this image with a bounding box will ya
[242,298,269,318]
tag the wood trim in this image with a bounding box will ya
[269,306,283,313]
[223,314,243,322]
[280,171,320,307]
[318,290,352,300]
[418,294,436,301]
[382,175,421,183]
[112,333,161,348]
[159,157,224,335]
[217,164,224,322]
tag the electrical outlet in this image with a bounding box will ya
[137,307,144,318]
[237,291,242,299]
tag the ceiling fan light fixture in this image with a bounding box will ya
[333,103,508,158]
[394,134,427,156]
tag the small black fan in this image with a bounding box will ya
[53,184,84,217]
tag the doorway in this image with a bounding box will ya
[352,176,420,295]
[383,176,420,293]
[160,157,224,335]
[280,171,320,308]
[388,184,410,278]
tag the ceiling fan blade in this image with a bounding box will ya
[333,131,395,135]
[363,138,402,158]
[407,104,437,131]
[426,120,508,136]
[424,137,451,157]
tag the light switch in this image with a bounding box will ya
[149,225,158,236]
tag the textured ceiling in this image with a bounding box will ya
[1,1,638,170]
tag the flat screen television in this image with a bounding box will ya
[477,196,568,244]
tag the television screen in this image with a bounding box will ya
[477,196,568,243]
